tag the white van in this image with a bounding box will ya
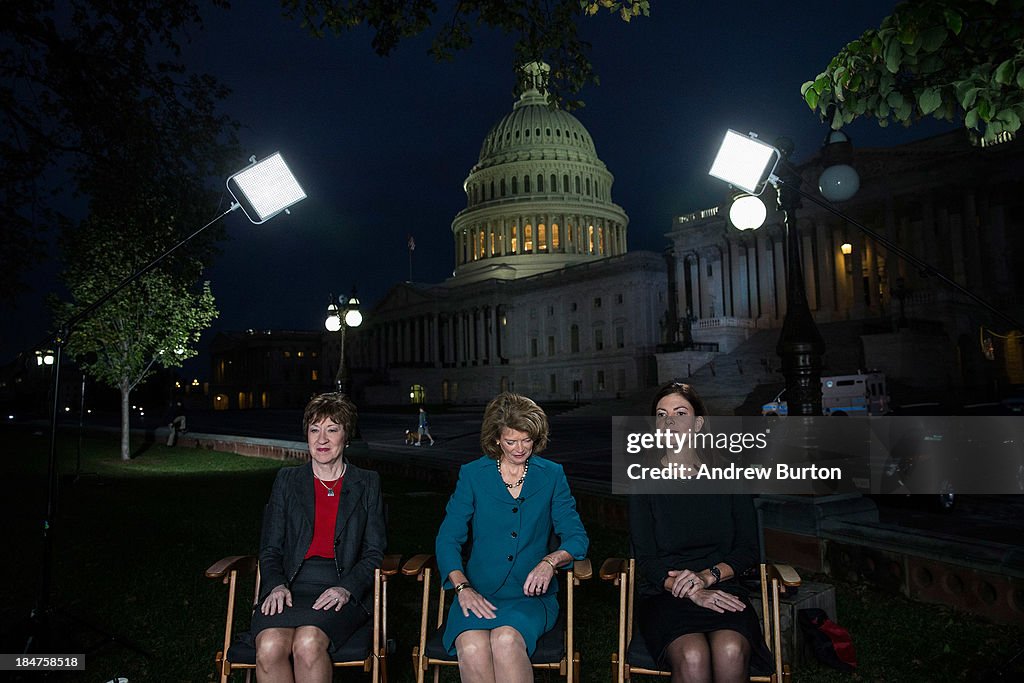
[761,372,889,416]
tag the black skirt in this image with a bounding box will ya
[638,581,773,676]
[250,557,368,653]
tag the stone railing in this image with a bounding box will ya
[696,316,756,329]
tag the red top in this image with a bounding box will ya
[305,475,344,559]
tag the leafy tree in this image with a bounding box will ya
[56,198,218,461]
[801,0,1024,141]
[0,0,236,304]
[280,0,650,108]
[4,0,238,459]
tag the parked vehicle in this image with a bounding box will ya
[761,372,890,416]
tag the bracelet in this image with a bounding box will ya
[454,581,472,594]
[542,557,558,571]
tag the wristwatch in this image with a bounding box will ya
[709,566,722,585]
[455,581,472,594]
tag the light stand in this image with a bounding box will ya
[710,131,824,415]
[23,152,305,656]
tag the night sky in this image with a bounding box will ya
[3,1,954,376]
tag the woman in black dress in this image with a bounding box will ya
[251,392,386,682]
[629,382,770,683]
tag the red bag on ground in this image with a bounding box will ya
[798,607,857,672]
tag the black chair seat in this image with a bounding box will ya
[626,633,659,670]
[423,610,567,665]
[226,619,373,665]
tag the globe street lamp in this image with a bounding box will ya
[325,287,362,394]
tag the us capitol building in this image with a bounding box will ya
[349,63,666,405]
[207,64,1024,409]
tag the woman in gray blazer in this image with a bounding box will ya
[250,392,386,682]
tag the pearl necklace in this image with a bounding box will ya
[497,457,528,489]
[315,463,347,497]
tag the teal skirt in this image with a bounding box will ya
[442,578,558,657]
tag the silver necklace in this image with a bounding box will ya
[315,463,347,497]
[497,457,528,489]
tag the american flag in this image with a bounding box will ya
[407,235,416,251]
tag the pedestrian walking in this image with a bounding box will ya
[167,400,187,447]
[416,406,435,446]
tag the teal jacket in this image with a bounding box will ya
[435,455,588,595]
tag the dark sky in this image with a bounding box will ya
[3,1,953,375]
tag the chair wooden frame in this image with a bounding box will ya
[599,558,801,683]
[401,553,592,683]
[205,554,401,683]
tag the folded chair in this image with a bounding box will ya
[599,558,801,682]
[205,554,401,683]
[401,553,592,683]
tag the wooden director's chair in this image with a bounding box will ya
[600,558,802,682]
[401,553,592,683]
[205,554,401,682]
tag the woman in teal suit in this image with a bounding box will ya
[435,392,589,683]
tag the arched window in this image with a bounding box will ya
[512,176,518,195]
[598,226,605,254]
[537,174,544,192]
[570,325,580,353]
[551,223,560,250]
[588,225,595,254]
[490,180,495,198]
[524,224,533,253]
[538,223,547,251]
[550,174,557,193]
[575,176,581,194]
[585,178,591,195]
[500,178,506,197]
[524,175,530,193]
[409,384,426,403]
[563,174,569,192]
[511,225,518,253]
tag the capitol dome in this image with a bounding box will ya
[451,62,629,281]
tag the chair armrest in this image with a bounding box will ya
[570,558,592,581]
[770,565,798,589]
[401,553,437,578]
[766,563,802,587]
[205,555,257,581]
[381,554,402,576]
[599,557,629,582]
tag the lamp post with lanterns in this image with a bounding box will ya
[325,288,363,394]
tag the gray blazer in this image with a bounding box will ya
[258,461,386,615]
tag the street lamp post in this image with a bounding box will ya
[325,288,363,394]
[774,143,826,416]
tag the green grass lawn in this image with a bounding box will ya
[0,425,1020,682]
